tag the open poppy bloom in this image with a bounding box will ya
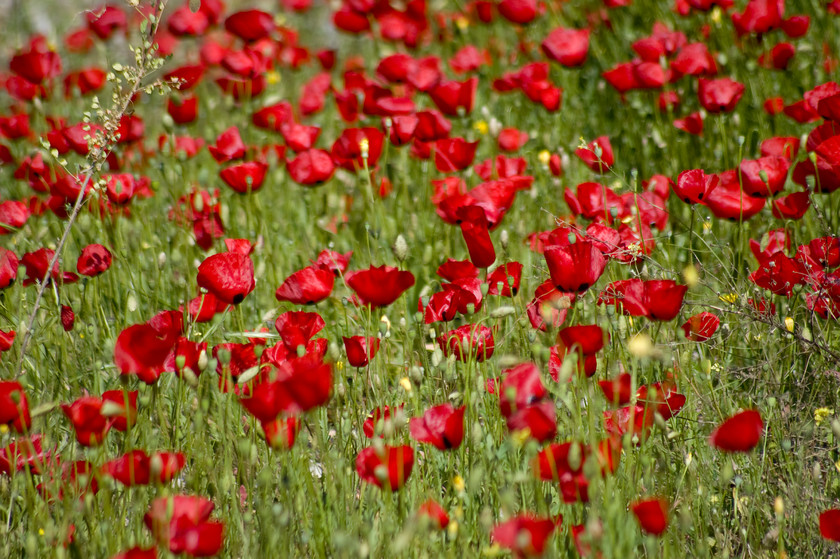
[345,265,415,307]
[76,244,112,276]
[438,324,495,362]
[418,499,449,529]
[631,497,669,536]
[0,434,53,476]
[196,242,255,305]
[681,312,720,341]
[144,495,225,556]
[542,27,590,67]
[0,248,18,289]
[409,404,465,450]
[598,373,633,406]
[552,324,608,378]
[458,205,496,268]
[355,445,414,491]
[61,396,112,447]
[103,450,186,486]
[114,310,183,384]
[544,241,607,293]
[820,509,840,542]
[275,265,335,305]
[101,389,138,431]
[491,514,559,557]
[709,409,764,452]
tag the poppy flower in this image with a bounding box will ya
[224,9,274,41]
[274,311,325,351]
[0,249,16,290]
[498,128,529,152]
[76,244,112,276]
[526,280,574,331]
[86,5,127,40]
[631,498,669,536]
[644,280,688,321]
[287,149,335,186]
[698,77,745,113]
[491,514,558,557]
[0,381,31,432]
[544,241,608,293]
[208,127,246,163]
[61,396,112,446]
[604,404,656,442]
[704,170,766,221]
[739,156,790,197]
[144,495,225,556]
[219,161,268,194]
[345,265,415,308]
[487,262,523,297]
[599,373,633,406]
[0,200,29,233]
[458,205,496,268]
[820,509,840,542]
[674,112,704,136]
[418,499,449,529]
[428,78,477,116]
[331,127,384,171]
[262,415,301,449]
[253,101,293,131]
[101,389,138,431]
[103,450,186,486]
[748,252,807,297]
[434,137,479,172]
[275,266,334,305]
[681,312,720,341]
[506,400,558,442]
[709,409,764,452]
[114,311,183,384]
[575,136,613,174]
[409,404,465,450]
[674,168,718,204]
[542,27,590,67]
[355,445,414,491]
[554,324,607,377]
[343,336,380,368]
[0,434,53,475]
[110,546,158,559]
[196,247,255,305]
[438,324,495,362]
[497,0,538,24]
[313,250,352,275]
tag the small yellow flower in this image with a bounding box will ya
[359,138,370,159]
[473,120,489,135]
[538,150,551,166]
[452,475,465,493]
[711,6,722,23]
[0,424,8,434]
[399,377,412,392]
[447,520,459,538]
[38,529,45,536]
[455,16,469,31]
[335,361,344,371]
[815,407,834,425]
[719,293,738,304]
[511,428,531,447]
[784,317,794,332]
[266,71,281,85]
[683,264,700,288]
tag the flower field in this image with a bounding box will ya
[2,0,840,556]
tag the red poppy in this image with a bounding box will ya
[434,137,479,172]
[59,305,75,332]
[644,280,688,321]
[739,155,790,197]
[674,112,704,136]
[0,247,19,290]
[698,77,745,113]
[409,404,465,450]
[0,435,53,475]
[287,149,336,186]
[458,205,496,268]
[731,0,784,36]
[110,546,158,559]
[103,450,186,486]
[345,265,415,307]
[526,280,574,331]
[820,509,840,542]
[274,311,325,352]
[167,94,199,124]
[114,311,183,384]
[0,200,29,233]
[542,27,590,67]
[487,262,523,296]
[554,324,607,377]
[428,78,477,116]
[355,445,414,490]
[0,381,31,432]
[681,312,720,341]
[0,329,15,361]
[262,415,301,449]
[196,247,255,305]
[167,5,210,36]
[144,495,225,556]
[709,410,764,452]
[491,514,558,557]
[275,266,334,305]
[438,324,495,362]
[748,252,807,297]
[598,372,633,406]
[101,389,138,431]
[331,127,384,171]
[63,67,106,96]
[497,0,538,24]
[418,499,449,529]
[86,5,127,40]
[506,400,558,442]
[575,136,613,174]
[673,168,718,204]
[61,396,112,446]
[544,241,608,293]
[671,43,717,77]
[343,336,380,367]
[208,127,246,163]
[219,161,268,194]
[704,170,766,220]
[224,9,274,41]
[631,498,669,536]
[76,244,112,276]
